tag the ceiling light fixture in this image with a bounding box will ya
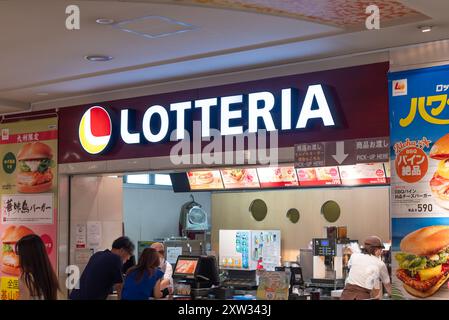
[84,55,113,62]
[96,18,115,25]
[419,25,432,33]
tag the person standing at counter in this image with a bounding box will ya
[340,236,392,300]
[121,248,163,300]
[150,242,173,295]
[70,236,135,300]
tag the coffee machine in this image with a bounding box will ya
[312,238,343,280]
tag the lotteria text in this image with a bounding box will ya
[120,84,337,143]
[79,84,338,155]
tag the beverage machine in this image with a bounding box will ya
[312,238,344,281]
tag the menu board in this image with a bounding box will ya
[339,163,387,185]
[187,170,224,190]
[257,166,299,188]
[296,166,341,186]
[221,168,260,189]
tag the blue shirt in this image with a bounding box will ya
[69,250,123,300]
[121,269,164,300]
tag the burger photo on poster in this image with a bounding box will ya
[395,226,449,298]
[1,225,34,276]
[16,142,54,193]
[429,134,449,209]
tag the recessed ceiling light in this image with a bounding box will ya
[96,18,115,25]
[419,25,432,33]
[84,55,113,62]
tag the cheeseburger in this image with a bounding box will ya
[1,225,34,276]
[430,134,449,209]
[395,226,449,298]
[17,142,54,193]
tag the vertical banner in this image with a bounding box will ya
[0,118,57,300]
[390,65,449,299]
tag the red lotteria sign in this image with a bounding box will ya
[58,62,389,163]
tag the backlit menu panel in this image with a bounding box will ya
[339,163,386,185]
[187,170,224,190]
[221,168,260,189]
[296,166,341,186]
[257,166,299,188]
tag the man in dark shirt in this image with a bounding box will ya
[70,236,135,300]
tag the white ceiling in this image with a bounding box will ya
[0,0,448,114]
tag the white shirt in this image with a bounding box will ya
[161,260,173,288]
[346,253,390,290]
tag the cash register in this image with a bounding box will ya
[173,255,220,299]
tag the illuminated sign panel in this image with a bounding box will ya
[79,85,337,154]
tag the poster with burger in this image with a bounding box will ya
[392,220,449,299]
[389,65,449,299]
[0,118,58,299]
[1,225,34,276]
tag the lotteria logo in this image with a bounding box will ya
[79,106,112,154]
[77,85,338,154]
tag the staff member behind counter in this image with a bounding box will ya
[340,236,392,300]
[150,242,173,296]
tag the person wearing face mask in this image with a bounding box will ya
[340,236,392,300]
[69,236,135,300]
[150,242,173,296]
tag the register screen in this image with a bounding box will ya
[174,258,199,276]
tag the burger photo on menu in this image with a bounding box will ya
[229,169,246,182]
[1,225,34,276]
[16,142,54,193]
[395,226,449,298]
[187,170,224,190]
[195,171,214,185]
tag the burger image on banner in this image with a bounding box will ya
[1,225,34,276]
[395,226,449,298]
[429,134,449,209]
[16,142,54,193]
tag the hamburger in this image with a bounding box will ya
[1,225,34,276]
[395,226,449,298]
[16,142,54,193]
[195,171,214,185]
[229,169,246,182]
[429,134,449,209]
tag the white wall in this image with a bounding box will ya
[123,187,211,251]
[211,187,390,262]
[69,176,123,271]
